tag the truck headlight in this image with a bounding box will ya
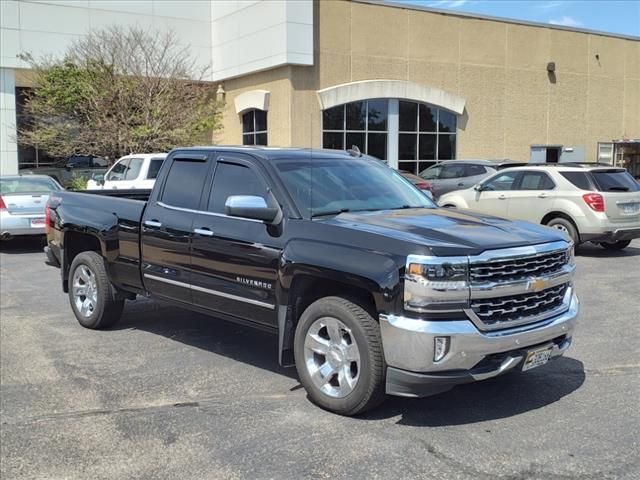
[566,244,575,266]
[404,255,469,313]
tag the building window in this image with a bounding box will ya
[397,100,456,175]
[322,99,388,160]
[242,109,267,145]
[322,99,456,172]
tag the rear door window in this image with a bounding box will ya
[420,165,442,180]
[464,164,486,177]
[440,164,466,179]
[147,158,164,179]
[161,157,210,209]
[590,170,640,192]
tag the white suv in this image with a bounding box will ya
[438,164,640,250]
[87,153,166,190]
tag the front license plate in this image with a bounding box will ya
[30,218,45,228]
[522,345,553,371]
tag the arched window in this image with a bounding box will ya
[397,100,456,174]
[322,99,388,160]
[242,109,267,145]
[322,99,457,174]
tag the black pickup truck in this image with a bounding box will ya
[45,147,579,415]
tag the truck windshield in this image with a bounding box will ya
[272,157,435,217]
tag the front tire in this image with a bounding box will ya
[294,296,386,416]
[68,251,124,329]
[600,240,631,251]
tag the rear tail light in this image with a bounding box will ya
[582,193,604,212]
[45,204,51,234]
[415,182,432,191]
[0,196,6,211]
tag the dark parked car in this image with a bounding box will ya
[20,154,109,187]
[45,147,577,415]
[419,160,526,199]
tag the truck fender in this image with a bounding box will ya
[276,239,401,366]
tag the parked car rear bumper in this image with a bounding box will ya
[0,212,46,238]
[581,227,640,243]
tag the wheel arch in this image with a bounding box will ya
[276,241,401,366]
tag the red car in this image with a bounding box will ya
[399,171,434,199]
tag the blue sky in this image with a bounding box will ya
[399,1,640,37]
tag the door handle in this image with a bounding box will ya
[498,194,506,200]
[194,228,214,237]
[457,182,464,187]
[144,219,162,228]
[538,193,548,198]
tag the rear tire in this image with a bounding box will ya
[600,240,631,251]
[294,296,386,416]
[68,251,124,329]
[546,217,579,245]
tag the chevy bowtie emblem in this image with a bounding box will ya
[529,278,548,292]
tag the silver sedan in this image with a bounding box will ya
[0,175,63,240]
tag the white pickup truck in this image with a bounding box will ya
[87,153,166,190]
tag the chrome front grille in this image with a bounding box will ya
[470,283,568,327]
[470,250,568,283]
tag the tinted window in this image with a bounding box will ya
[0,177,60,194]
[147,158,164,179]
[518,172,555,190]
[591,170,640,192]
[124,158,144,180]
[560,171,592,190]
[92,157,108,167]
[106,160,129,181]
[484,172,520,191]
[67,156,90,168]
[162,159,209,209]
[440,164,465,179]
[208,162,268,214]
[464,164,486,176]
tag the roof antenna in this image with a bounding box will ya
[347,145,362,157]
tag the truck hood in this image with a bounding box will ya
[324,207,568,256]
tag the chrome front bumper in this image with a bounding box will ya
[380,289,579,397]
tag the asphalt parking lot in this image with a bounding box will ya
[1,238,639,480]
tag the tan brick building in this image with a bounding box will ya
[217,0,639,174]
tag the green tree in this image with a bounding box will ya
[19,26,221,160]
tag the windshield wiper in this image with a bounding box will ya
[311,208,352,218]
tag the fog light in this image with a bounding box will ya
[434,336,450,362]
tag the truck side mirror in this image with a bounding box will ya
[93,174,105,186]
[474,184,483,192]
[225,195,281,224]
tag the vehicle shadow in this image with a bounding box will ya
[360,356,585,426]
[115,298,585,425]
[0,236,46,254]
[576,241,640,258]
[113,298,298,381]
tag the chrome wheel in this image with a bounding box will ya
[303,317,361,398]
[72,264,98,318]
